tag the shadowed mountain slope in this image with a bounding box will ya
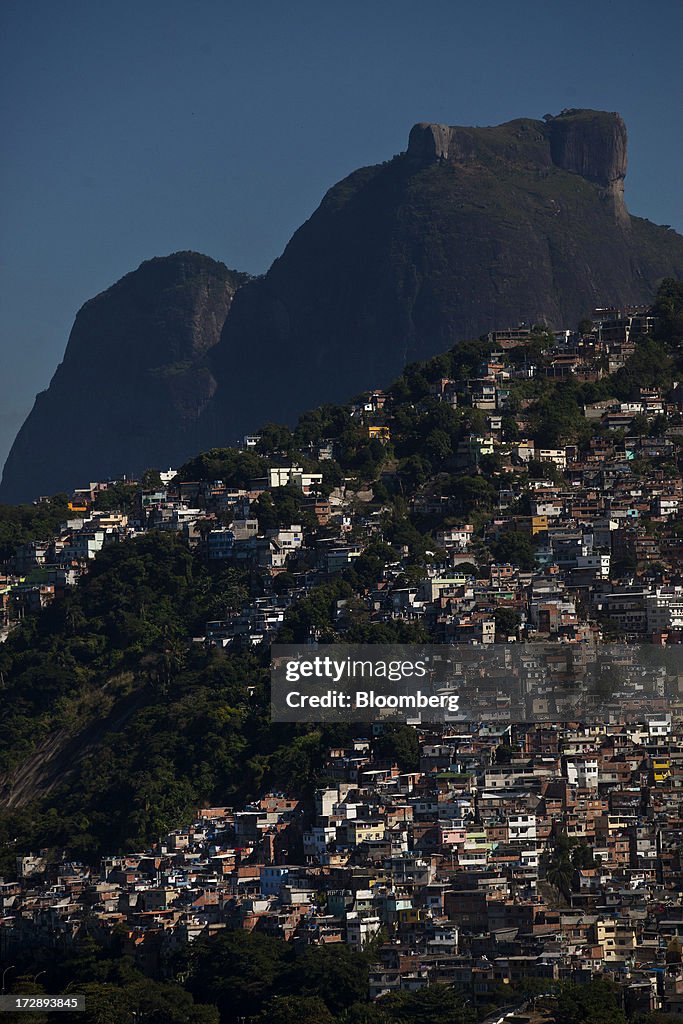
[0,252,249,502]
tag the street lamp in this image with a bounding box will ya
[1,965,15,994]
[33,971,46,986]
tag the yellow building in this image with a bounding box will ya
[347,820,385,845]
[531,515,548,536]
[653,756,671,784]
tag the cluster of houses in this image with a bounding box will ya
[5,719,683,1015]
[2,308,683,650]
[3,303,683,1008]
[4,436,682,650]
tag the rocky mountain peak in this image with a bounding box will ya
[408,108,627,177]
[407,108,629,223]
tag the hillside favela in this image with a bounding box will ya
[5,109,683,1024]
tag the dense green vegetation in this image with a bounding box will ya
[2,933,639,1024]
[0,537,255,856]
[0,494,70,561]
[0,531,427,865]
[178,448,270,486]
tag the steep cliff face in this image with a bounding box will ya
[207,109,683,442]
[548,109,627,186]
[0,253,248,502]
[547,109,628,223]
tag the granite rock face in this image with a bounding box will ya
[0,253,248,502]
[547,109,629,223]
[547,109,627,187]
[4,109,683,501]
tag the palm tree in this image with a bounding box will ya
[545,855,573,902]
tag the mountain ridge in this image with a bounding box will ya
[4,108,683,502]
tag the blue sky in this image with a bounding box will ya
[2,0,683,473]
